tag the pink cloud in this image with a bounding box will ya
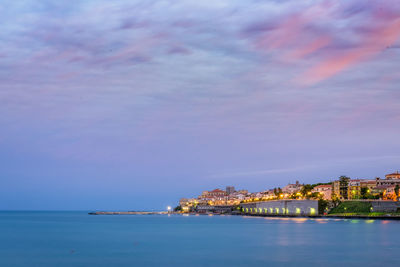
[284,36,332,61]
[298,18,400,85]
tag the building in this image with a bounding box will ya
[262,190,276,199]
[226,186,235,195]
[198,189,228,206]
[384,186,398,200]
[241,200,319,216]
[200,189,226,200]
[229,192,246,201]
[376,177,400,187]
[332,178,350,200]
[282,181,302,194]
[349,179,362,199]
[207,189,226,199]
[385,171,400,180]
[179,198,189,206]
[180,198,198,206]
[312,184,332,200]
[360,180,377,189]
[196,205,234,214]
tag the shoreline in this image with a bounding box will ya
[88,211,400,220]
[235,213,400,220]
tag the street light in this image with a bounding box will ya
[167,206,171,213]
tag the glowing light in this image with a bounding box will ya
[182,206,190,212]
[167,206,171,211]
[310,208,316,215]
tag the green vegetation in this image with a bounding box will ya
[357,187,379,199]
[318,199,329,214]
[329,201,372,214]
[360,187,368,199]
[326,212,400,217]
[174,205,182,212]
[300,184,313,196]
[311,182,332,188]
[273,187,282,196]
[328,201,400,217]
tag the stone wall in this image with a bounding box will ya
[240,200,319,216]
[371,201,400,212]
[340,200,400,212]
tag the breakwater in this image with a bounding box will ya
[89,211,168,215]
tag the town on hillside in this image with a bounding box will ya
[176,171,400,213]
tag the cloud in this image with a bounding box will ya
[1,0,400,163]
[207,166,318,179]
[241,0,400,85]
[207,155,400,180]
[299,16,400,85]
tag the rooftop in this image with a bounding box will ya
[211,189,225,193]
[386,171,400,176]
[314,184,331,188]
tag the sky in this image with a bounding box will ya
[1,0,400,210]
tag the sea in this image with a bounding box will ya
[0,211,399,267]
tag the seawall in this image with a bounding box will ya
[240,200,319,216]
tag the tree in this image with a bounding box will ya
[395,185,400,197]
[310,192,321,200]
[318,199,329,214]
[273,187,282,197]
[360,187,368,199]
[311,182,332,188]
[174,205,182,212]
[300,184,313,197]
[331,194,341,207]
[339,176,350,200]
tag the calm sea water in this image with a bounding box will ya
[0,211,399,266]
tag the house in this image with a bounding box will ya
[312,184,332,200]
[282,181,302,194]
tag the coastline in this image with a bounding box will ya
[235,213,400,220]
[88,211,400,220]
